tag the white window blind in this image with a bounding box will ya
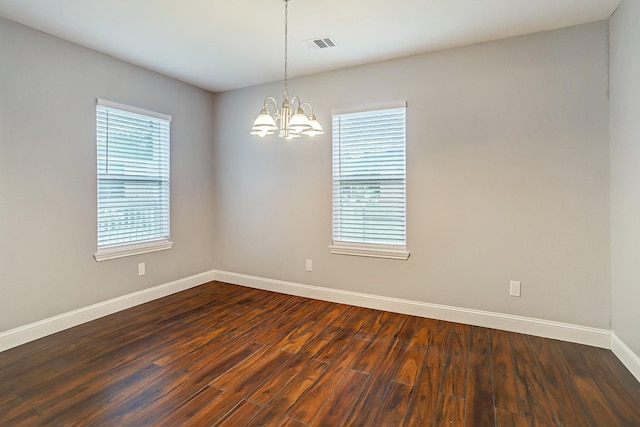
[332,106,408,259]
[95,100,171,259]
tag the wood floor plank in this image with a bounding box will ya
[354,310,385,338]
[36,363,161,421]
[197,305,265,336]
[344,337,408,426]
[0,393,44,427]
[490,329,521,414]
[211,346,290,391]
[39,363,168,425]
[548,332,640,425]
[429,319,453,348]
[248,359,328,426]
[527,335,590,427]
[338,306,378,334]
[393,342,426,386]
[0,408,44,427]
[570,376,623,427]
[1,320,188,398]
[277,417,307,427]
[571,344,640,427]
[396,315,437,348]
[469,326,491,356]
[351,337,388,373]
[162,351,293,427]
[115,379,204,426]
[287,334,370,424]
[99,342,266,426]
[169,341,265,390]
[351,312,407,373]
[143,324,231,367]
[508,332,556,425]
[434,393,465,426]
[1,281,638,426]
[595,373,640,427]
[216,400,263,427]
[596,348,640,400]
[247,327,339,407]
[465,352,495,427]
[252,300,325,346]
[550,339,596,378]
[371,310,410,341]
[273,302,343,354]
[154,385,225,427]
[372,380,414,426]
[440,323,470,398]
[403,345,447,426]
[312,328,359,364]
[327,305,356,329]
[494,407,530,427]
[312,369,370,426]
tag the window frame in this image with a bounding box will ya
[93,99,173,262]
[330,102,409,260]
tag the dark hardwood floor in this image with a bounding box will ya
[1,281,638,426]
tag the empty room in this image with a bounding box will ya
[0,0,639,425]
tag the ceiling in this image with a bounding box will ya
[0,0,621,92]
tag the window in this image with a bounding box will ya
[331,104,409,260]
[94,99,172,261]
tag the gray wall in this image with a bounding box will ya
[213,22,611,329]
[0,18,217,332]
[0,16,615,337]
[610,0,640,356]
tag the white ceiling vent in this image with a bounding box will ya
[306,36,338,50]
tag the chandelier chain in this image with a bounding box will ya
[250,0,324,138]
[284,0,289,100]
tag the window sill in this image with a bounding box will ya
[94,240,173,262]
[329,243,410,260]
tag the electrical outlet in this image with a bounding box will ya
[138,263,146,276]
[305,259,312,272]
[510,281,521,297]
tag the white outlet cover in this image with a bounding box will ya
[510,280,521,297]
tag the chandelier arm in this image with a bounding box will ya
[299,102,314,115]
[289,96,301,111]
[263,96,281,116]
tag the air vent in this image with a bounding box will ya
[306,36,338,50]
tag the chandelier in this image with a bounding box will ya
[250,0,324,139]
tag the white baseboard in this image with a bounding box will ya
[611,333,640,382]
[0,269,621,360]
[0,270,217,353]
[214,270,612,349]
